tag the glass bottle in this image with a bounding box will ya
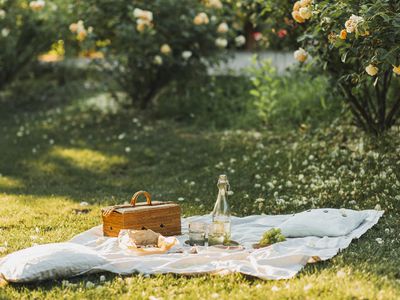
[209,174,231,245]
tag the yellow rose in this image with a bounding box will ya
[206,0,223,9]
[136,19,152,32]
[292,11,305,23]
[294,48,308,63]
[365,64,378,76]
[393,65,400,76]
[293,1,301,12]
[339,29,347,40]
[69,23,78,33]
[77,30,87,42]
[217,22,229,33]
[160,44,172,55]
[345,14,364,33]
[29,0,45,11]
[133,8,153,22]
[299,7,312,20]
[300,0,312,7]
[193,12,209,25]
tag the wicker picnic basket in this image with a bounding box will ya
[101,191,181,237]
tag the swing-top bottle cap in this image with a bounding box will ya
[217,174,229,187]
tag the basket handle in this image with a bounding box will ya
[130,191,152,206]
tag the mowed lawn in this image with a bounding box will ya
[0,95,399,299]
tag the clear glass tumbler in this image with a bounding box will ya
[188,222,207,246]
[208,222,226,246]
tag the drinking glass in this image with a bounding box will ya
[188,222,207,246]
[208,222,226,246]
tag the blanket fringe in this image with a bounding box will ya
[0,273,8,288]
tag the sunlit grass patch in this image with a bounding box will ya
[0,176,24,189]
[51,147,128,173]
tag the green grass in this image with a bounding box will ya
[0,88,399,299]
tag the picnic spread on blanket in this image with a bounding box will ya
[0,175,383,285]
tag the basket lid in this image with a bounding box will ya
[102,191,179,216]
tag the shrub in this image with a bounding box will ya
[153,75,254,128]
[222,0,303,50]
[248,57,340,127]
[291,0,400,135]
[0,0,67,90]
[71,0,241,109]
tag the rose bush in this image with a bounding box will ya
[222,0,303,50]
[71,0,241,109]
[292,0,400,134]
[0,0,68,90]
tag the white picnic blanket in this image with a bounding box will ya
[70,210,383,280]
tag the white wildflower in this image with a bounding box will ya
[271,285,280,292]
[182,51,192,60]
[178,197,185,201]
[336,270,346,278]
[375,238,384,244]
[303,283,313,291]
[86,281,95,288]
[80,201,89,206]
[99,275,106,282]
[125,147,131,153]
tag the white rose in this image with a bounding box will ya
[299,7,312,20]
[153,55,163,65]
[345,14,364,33]
[182,51,192,60]
[133,8,143,18]
[215,37,228,48]
[365,64,378,76]
[294,47,308,62]
[0,9,5,19]
[217,22,229,33]
[133,8,153,22]
[1,28,10,37]
[234,35,246,47]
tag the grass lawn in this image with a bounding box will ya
[0,90,399,299]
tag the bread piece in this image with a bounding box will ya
[127,229,160,246]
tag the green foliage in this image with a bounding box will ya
[258,228,286,247]
[0,90,400,298]
[294,0,400,134]
[248,57,342,127]
[0,0,69,90]
[71,0,240,109]
[153,75,255,128]
[222,0,303,50]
